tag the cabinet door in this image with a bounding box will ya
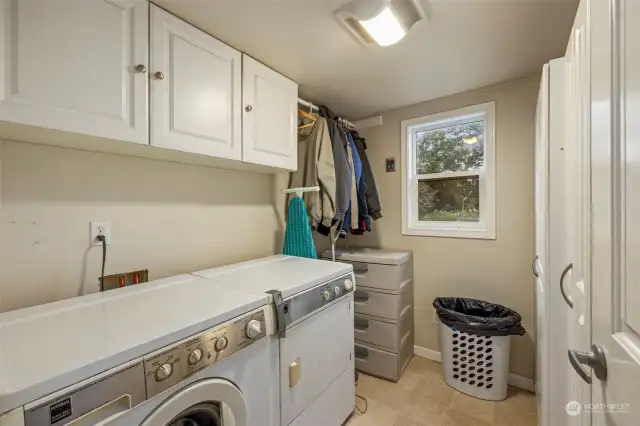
[0,0,148,144]
[150,5,241,159]
[242,55,297,170]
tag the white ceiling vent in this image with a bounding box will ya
[335,0,427,47]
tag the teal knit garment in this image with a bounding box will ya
[283,195,317,259]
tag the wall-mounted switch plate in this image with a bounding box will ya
[386,158,396,172]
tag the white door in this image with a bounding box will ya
[150,5,241,159]
[534,63,550,426]
[564,1,593,424]
[587,0,640,424]
[0,0,148,144]
[242,54,297,170]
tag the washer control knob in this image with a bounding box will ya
[187,349,202,365]
[334,286,341,296]
[155,363,172,381]
[322,290,331,301]
[214,336,228,352]
[245,319,262,339]
[344,279,354,291]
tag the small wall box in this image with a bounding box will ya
[101,270,149,291]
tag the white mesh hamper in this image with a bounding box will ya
[439,322,510,401]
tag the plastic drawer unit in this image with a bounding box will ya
[323,248,413,382]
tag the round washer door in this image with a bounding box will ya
[141,379,247,426]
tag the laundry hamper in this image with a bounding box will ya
[433,297,525,401]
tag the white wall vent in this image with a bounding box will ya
[335,0,428,46]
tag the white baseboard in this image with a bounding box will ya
[413,345,535,393]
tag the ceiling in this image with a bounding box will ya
[155,0,578,120]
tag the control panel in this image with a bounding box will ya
[143,309,266,398]
[281,273,355,329]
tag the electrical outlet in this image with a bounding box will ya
[90,221,111,246]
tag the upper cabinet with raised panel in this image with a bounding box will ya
[150,5,242,160]
[0,0,149,144]
[0,1,298,172]
[242,55,298,171]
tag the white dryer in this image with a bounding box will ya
[0,274,278,426]
[193,255,355,426]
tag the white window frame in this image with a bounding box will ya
[401,102,496,239]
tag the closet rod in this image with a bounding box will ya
[297,98,356,129]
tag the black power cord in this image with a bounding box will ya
[97,234,107,292]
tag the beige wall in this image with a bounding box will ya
[342,76,539,379]
[0,141,279,312]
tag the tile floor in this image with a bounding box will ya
[347,357,537,426]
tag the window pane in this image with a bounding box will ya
[418,177,480,222]
[415,121,484,174]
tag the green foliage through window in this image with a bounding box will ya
[415,121,484,222]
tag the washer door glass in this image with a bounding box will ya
[141,379,247,426]
[168,403,221,426]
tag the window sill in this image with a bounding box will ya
[402,226,496,240]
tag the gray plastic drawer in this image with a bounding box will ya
[354,331,414,382]
[354,307,413,351]
[354,280,413,320]
[344,258,412,293]
[355,315,398,350]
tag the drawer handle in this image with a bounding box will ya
[340,260,368,274]
[355,347,369,360]
[354,318,369,331]
[354,290,369,303]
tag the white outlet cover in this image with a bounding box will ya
[90,221,111,246]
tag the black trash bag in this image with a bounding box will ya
[433,297,526,337]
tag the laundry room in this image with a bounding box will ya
[2,0,637,426]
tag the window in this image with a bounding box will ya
[401,102,496,239]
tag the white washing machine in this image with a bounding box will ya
[193,255,355,426]
[0,274,278,426]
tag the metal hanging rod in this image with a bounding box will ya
[297,98,356,129]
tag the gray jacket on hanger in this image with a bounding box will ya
[319,105,352,223]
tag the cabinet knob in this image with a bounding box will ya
[245,105,253,112]
[135,64,147,73]
[155,71,165,80]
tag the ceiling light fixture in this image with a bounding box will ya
[359,7,406,46]
[335,0,428,47]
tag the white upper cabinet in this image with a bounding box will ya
[0,0,149,144]
[242,55,298,170]
[150,5,242,160]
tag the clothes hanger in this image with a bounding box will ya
[298,103,317,130]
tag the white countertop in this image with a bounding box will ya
[0,275,267,414]
[193,255,353,300]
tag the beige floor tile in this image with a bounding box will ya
[349,358,537,426]
[494,387,538,426]
[393,414,440,426]
[441,408,492,426]
[348,399,401,426]
[447,391,496,424]
[403,377,455,422]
